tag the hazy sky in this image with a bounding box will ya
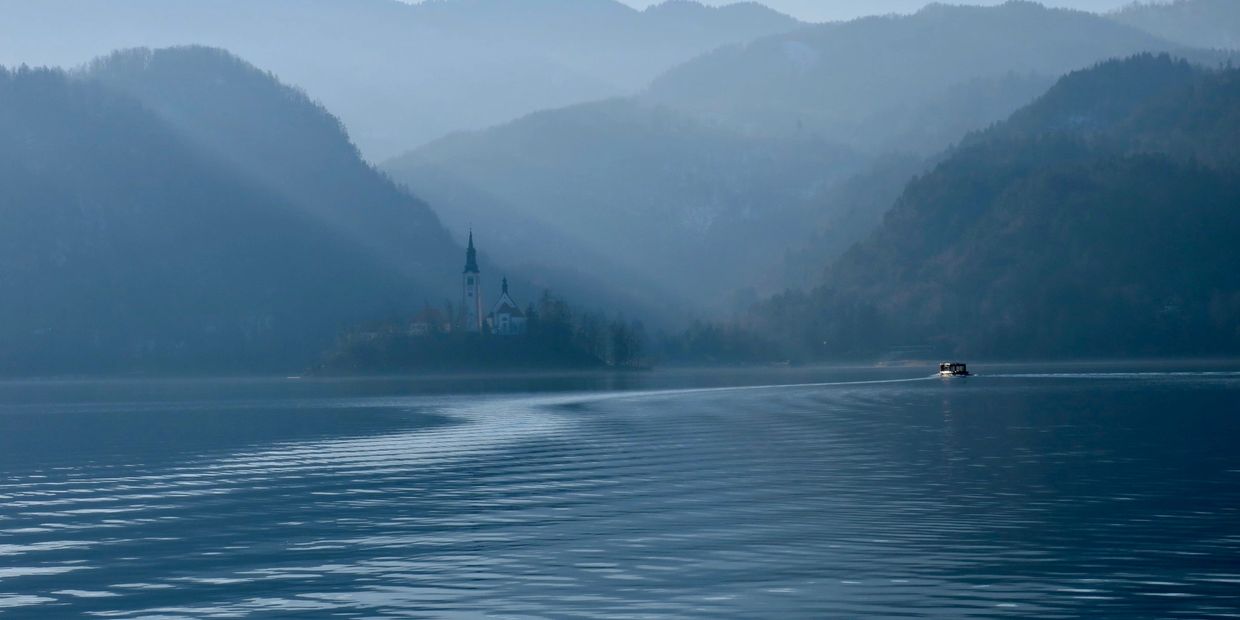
[617,0,1136,22]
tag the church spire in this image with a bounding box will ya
[502,276,509,295]
[463,229,479,274]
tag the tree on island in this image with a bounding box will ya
[317,291,647,373]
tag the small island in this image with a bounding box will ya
[317,232,646,374]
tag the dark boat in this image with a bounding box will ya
[939,362,971,377]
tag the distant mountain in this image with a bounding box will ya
[383,98,865,314]
[0,48,461,374]
[0,0,800,159]
[645,1,1204,156]
[387,1,1227,318]
[758,55,1240,359]
[1111,0,1240,50]
[415,0,799,88]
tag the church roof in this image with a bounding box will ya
[492,295,525,317]
[491,278,524,317]
[463,230,479,274]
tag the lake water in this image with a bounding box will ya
[1,363,1239,618]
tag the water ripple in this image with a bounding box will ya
[0,371,1238,617]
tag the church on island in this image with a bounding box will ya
[326,229,644,373]
[415,231,526,336]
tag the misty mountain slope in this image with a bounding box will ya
[0,0,801,159]
[779,153,931,288]
[384,98,866,312]
[644,1,1202,155]
[0,66,440,374]
[82,47,459,284]
[1111,0,1240,50]
[761,55,1240,358]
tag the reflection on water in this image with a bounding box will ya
[1,365,1239,617]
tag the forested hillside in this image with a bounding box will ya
[5,5,1235,372]
[0,49,461,374]
[755,55,1240,359]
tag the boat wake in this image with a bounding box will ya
[986,370,1240,380]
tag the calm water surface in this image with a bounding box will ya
[1,364,1238,618]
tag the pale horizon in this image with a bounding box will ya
[619,0,1138,22]
[401,0,1147,23]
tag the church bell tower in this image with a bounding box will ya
[462,231,482,332]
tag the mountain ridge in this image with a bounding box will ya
[0,47,467,374]
[754,54,1240,358]
[1110,0,1240,50]
[643,0,1204,155]
[385,1,1230,322]
[0,0,802,159]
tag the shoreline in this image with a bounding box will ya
[3,356,1239,388]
